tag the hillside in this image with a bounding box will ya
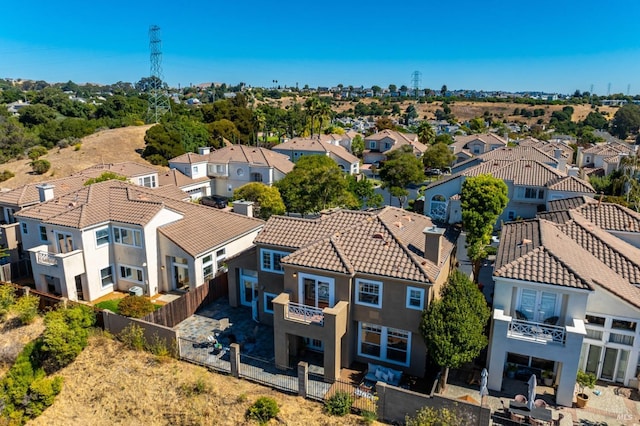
[0,124,159,190]
[30,334,368,426]
[266,97,618,127]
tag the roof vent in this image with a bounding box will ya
[525,163,531,168]
[372,232,384,239]
[393,221,403,229]
[517,238,532,247]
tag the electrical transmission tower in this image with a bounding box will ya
[147,25,171,123]
[411,71,422,98]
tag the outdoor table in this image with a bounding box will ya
[509,401,552,423]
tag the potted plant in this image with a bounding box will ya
[506,363,517,379]
[576,370,596,408]
[542,370,554,386]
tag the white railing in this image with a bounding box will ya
[36,251,58,266]
[509,319,565,344]
[286,302,324,326]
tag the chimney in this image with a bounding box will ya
[423,225,445,265]
[555,149,567,172]
[567,166,579,177]
[36,183,55,202]
[233,200,254,218]
[554,148,562,160]
[198,147,211,155]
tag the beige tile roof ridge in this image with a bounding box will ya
[575,201,640,232]
[562,212,640,284]
[375,216,432,281]
[546,175,595,193]
[169,152,209,164]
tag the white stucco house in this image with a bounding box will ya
[15,180,264,302]
[168,146,294,199]
[272,136,360,175]
[487,196,640,407]
[422,159,595,224]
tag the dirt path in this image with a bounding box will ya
[0,124,158,190]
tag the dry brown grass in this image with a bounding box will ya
[0,313,45,377]
[0,124,159,190]
[31,334,375,426]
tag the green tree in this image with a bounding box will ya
[461,175,508,281]
[440,85,448,96]
[469,117,486,133]
[434,133,454,145]
[83,171,128,186]
[611,104,640,139]
[420,270,490,391]
[404,104,418,124]
[379,145,425,208]
[276,155,355,214]
[233,183,285,220]
[423,142,455,171]
[582,111,608,130]
[141,123,185,166]
[351,134,364,158]
[18,104,57,127]
[371,85,382,96]
[346,175,383,208]
[388,84,397,93]
[417,121,436,145]
[41,304,95,371]
[375,117,395,131]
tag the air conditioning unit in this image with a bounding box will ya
[128,286,144,297]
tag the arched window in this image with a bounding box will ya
[430,195,447,220]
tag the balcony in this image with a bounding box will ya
[28,245,85,278]
[286,301,324,326]
[508,318,566,344]
[36,251,58,266]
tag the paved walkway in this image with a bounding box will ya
[444,371,640,425]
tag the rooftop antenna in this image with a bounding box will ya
[589,84,594,105]
[411,71,422,98]
[146,25,171,123]
[607,82,611,96]
[627,84,631,96]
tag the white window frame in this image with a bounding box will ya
[406,286,425,310]
[39,225,48,242]
[355,278,383,308]
[264,292,277,314]
[216,248,226,269]
[260,248,287,274]
[298,272,335,308]
[357,321,411,366]
[119,264,144,283]
[202,254,214,281]
[113,226,142,248]
[215,164,225,174]
[193,165,198,174]
[95,227,109,247]
[21,222,27,235]
[100,265,114,288]
[138,175,156,188]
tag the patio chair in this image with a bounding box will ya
[534,399,548,408]
[514,394,528,404]
[510,412,526,423]
[552,413,564,426]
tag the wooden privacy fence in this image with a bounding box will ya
[143,273,228,328]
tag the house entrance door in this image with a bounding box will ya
[240,276,258,322]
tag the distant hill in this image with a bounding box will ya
[0,124,160,189]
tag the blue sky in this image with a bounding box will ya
[2,0,640,94]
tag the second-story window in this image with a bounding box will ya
[202,254,213,281]
[356,278,383,308]
[113,226,142,248]
[21,223,28,235]
[260,249,287,274]
[406,287,425,310]
[39,225,48,242]
[138,176,156,188]
[95,228,109,246]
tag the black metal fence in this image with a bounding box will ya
[178,337,231,374]
[308,372,377,414]
[239,353,298,394]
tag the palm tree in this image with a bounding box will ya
[417,121,436,145]
[317,102,333,134]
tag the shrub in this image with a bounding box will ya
[40,305,95,372]
[73,143,82,151]
[237,393,248,403]
[31,159,51,175]
[325,390,353,416]
[13,294,40,325]
[405,407,460,426]
[0,284,15,321]
[0,169,15,182]
[361,410,377,424]
[118,295,155,318]
[179,377,210,397]
[117,323,146,351]
[26,376,63,417]
[146,333,171,357]
[246,397,279,425]
[28,146,48,160]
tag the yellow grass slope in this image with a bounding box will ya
[31,334,372,426]
[0,124,158,190]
